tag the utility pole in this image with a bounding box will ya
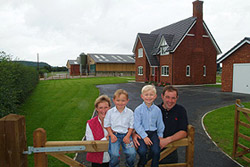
[37,53,39,72]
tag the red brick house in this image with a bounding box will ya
[132,0,221,85]
[217,37,250,94]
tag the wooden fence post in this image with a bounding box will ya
[0,114,28,167]
[33,128,48,167]
[186,125,195,167]
[232,99,241,158]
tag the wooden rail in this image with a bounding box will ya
[0,114,194,167]
[232,99,250,163]
[33,125,194,167]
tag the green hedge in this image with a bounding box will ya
[0,58,39,118]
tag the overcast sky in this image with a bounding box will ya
[0,0,249,66]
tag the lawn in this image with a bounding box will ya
[216,74,221,83]
[203,102,250,167]
[20,76,134,166]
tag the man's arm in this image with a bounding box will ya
[160,130,187,149]
[132,131,141,148]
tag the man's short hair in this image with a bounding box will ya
[95,95,111,108]
[162,85,179,97]
[141,85,157,94]
[113,89,128,100]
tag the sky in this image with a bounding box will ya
[0,0,249,67]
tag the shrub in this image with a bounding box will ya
[0,52,39,117]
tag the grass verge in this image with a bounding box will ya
[20,77,133,166]
[203,102,250,167]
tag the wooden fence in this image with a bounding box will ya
[0,114,194,167]
[232,99,250,163]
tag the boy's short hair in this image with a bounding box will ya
[162,85,179,97]
[113,89,128,100]
[141,85,157,94]
[95,95,111,108]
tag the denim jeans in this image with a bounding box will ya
[108,132,136,167]
[137,131,160,167]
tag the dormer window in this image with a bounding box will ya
[159,37,169,55]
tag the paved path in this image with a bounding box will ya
[76,82,250,167]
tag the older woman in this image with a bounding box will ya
[85,95,111,167]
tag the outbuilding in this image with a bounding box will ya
[217,37,250,94]
[87,53,135,76]
[66,60,80,76]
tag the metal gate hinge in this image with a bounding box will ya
[23,146,86,155]
[236,103,244,108]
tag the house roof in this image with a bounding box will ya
[67,60,79,65]
[88,53,135,64]
[137,33,159,66]
[151,17,197,53]
[133,16,221,66]
[217,37,250,63]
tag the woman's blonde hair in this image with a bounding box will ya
[94,95,111,108]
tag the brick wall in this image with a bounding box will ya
[70,64,80,76]
[221,43,250,92]
[135,39,149,82]
[159,54,173,84]
[171,25,217,85]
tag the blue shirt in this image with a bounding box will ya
[104,106,134,134]
[134,102,165,139]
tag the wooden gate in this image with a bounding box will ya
[232,99,250,163]
[32,126,194,167]
[0,114,194,167]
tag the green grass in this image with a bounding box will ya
[203,102,250,167]
[20,77,133,166]
[216,74,221,83]
[203,84,221,88]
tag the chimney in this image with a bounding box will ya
[192,0,204,54]
[193,0,203,20]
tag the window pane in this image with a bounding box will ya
[186,65,190,76]
[203,66,206,76]
[138,48,143,58]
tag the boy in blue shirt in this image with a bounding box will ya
[134,85,165,167]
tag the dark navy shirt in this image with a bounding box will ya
[158,103,188,138]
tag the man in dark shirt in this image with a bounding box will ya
[133,85,188,164]
[158,85,188,163]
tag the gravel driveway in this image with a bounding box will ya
[76,82,250,167]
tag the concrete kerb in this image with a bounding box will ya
[201,110,243,167]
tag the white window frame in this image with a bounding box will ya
[138,48,143,58]
[151,67,155,76]
[159,37,169,55]
[161,65,169,76]
[203,65,206,76]
[186,65,190,77]
[138,66,143,75]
